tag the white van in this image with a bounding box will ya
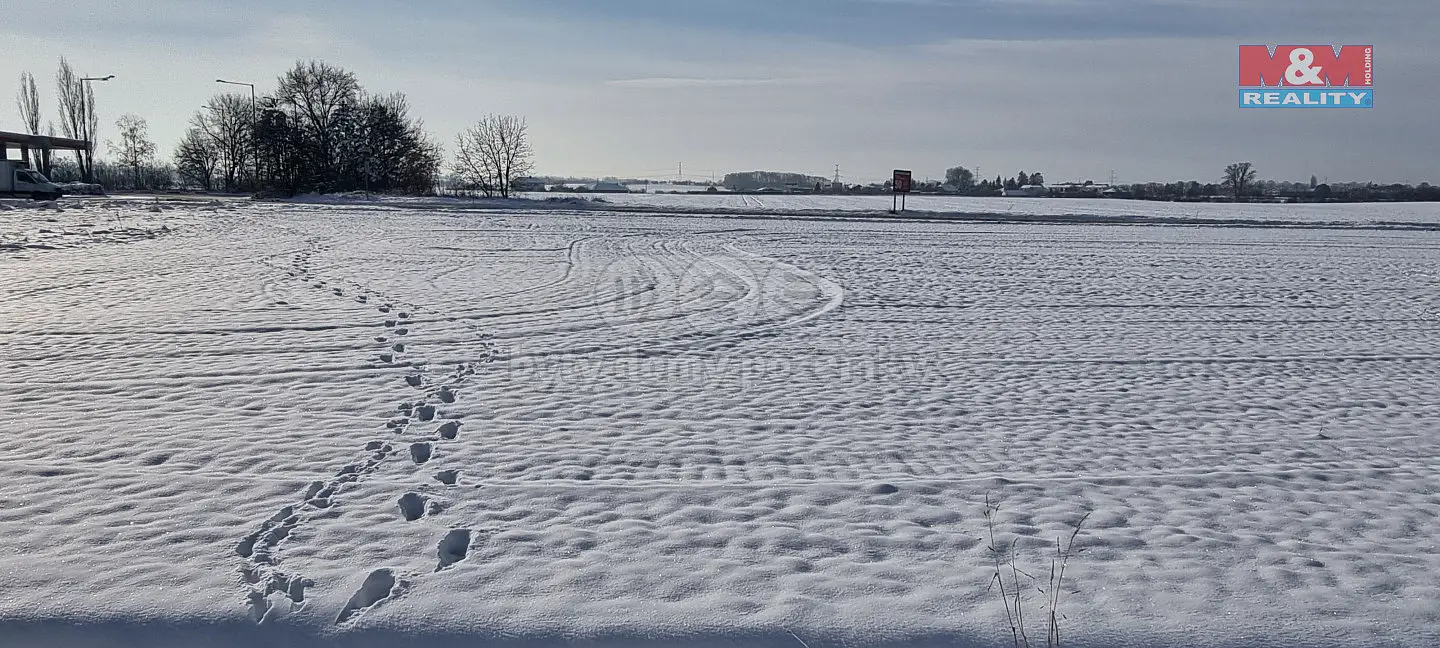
[0,160,64,200]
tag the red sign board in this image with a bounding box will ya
[892,169,912,194]
[1239,45,1372,87]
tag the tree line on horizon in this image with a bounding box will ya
[944,167,1046,193]
[11,59,535,197]
[712,162,1439,203]
[720,168,1050,194]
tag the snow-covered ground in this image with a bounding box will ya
[1,196,1438,647]
[0,196,210,252]
[566,191,1440,226]
[293,190,1440,228]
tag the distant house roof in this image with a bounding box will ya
[1002,185,1048,197]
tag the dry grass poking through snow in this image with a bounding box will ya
[986,493,1091,648]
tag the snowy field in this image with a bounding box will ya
[1,195,1438,647]
[537,192,1440,227]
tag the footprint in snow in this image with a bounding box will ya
[435,529,472,571]
[398,492,428,521]
[335,569,404,624]
[436,386,456,404]
[252,572,311,615]
[140,452,172,466]
[435,470,460,486]
[437,421,461,440]
[235,506,296,559]
[410,442,433,464]
[247,591,272,623]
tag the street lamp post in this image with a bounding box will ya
[78,75,114,184]
[216,79,258,192]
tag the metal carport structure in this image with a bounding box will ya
[0,130,90,168]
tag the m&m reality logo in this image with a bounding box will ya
[1239,45,1373,108]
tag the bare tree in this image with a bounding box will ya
[1222,162,1258,199]
[275,60,360,184]
[453,115,533,198]
[17,72,40,134]
[945,166,975,191]
[336,92,443,194]
[109,114,157,189]
[16,72,54,176]
[196,93,254,191]
[55,58,99,183]
[175,127,220,191]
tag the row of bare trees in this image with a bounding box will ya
[175,93,255,192]
[178,61,446,195]
[13,57,537,197]
[174,61,460,195]
[11,58,101,181]
[178,60,535,196]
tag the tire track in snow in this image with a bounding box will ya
[467,234,845,364]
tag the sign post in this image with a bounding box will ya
[892,169,912,213]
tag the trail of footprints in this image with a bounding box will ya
[236,241,491,626]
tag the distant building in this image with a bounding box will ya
[1002,185,1048,197]
[1046,182,1109,198]
[588,181,630,193]
[512,177,548,192]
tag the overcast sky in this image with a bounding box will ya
[3,0,1436,184]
